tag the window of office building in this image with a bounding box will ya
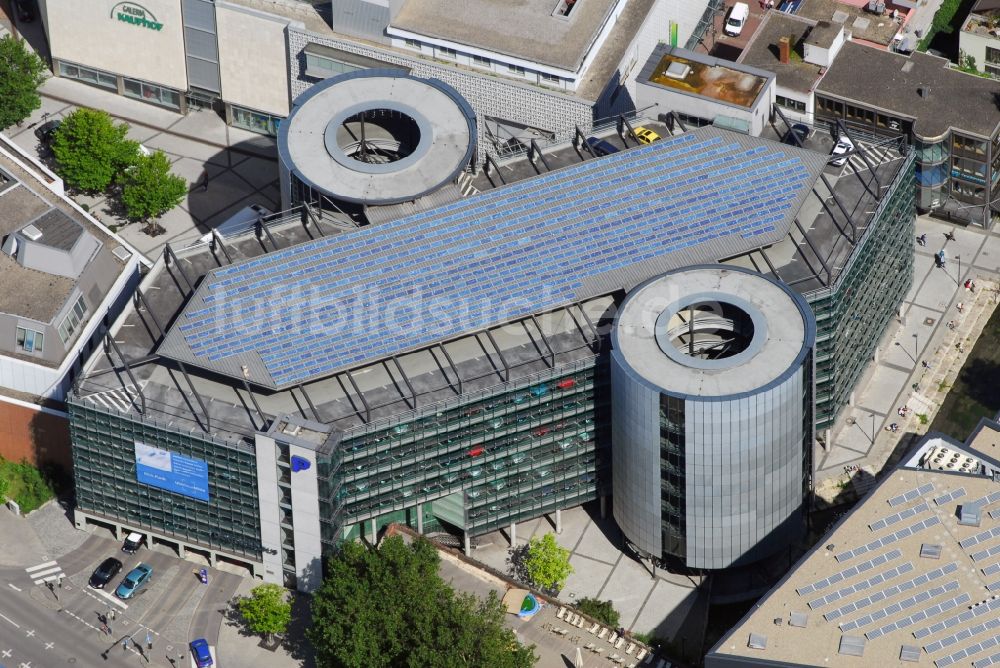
[471,54,492,68]
[815,96,844,117]
[123,78,181,110]
[953,134,988,158]
[58,295,88,344]
[776,95,806,113]
[539,72,561,85]
[988,46,1000,65]
[304,53,363,79]
[952,156,987,184]
[16,327,43,354]
[58,62,117,91]
[404,39,421,50]
[507,64,526,76]
[876,113,904,132]
[231,105,282,137]
[436,46,457,59]
[845,104,875,126]
[952,179,986,200]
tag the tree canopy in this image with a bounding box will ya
[237,583,291,641]
[308,535,537,668]
[50,108,139,192]
[523,533,573,593]
[0,35,46,131]
[575,597,620,628]
[118,150,187,227]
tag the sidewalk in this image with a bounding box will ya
[815,215,1000,504]
[3,76,281,262]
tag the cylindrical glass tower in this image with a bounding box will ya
[611,265,815,569]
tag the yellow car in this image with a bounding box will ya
[634,127,661,144]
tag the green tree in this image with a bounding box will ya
[118,150,187,232]
[0,35,46,130]
[576,597,620,628]
[237,583,291,643]
[309,536,537,668]
[524,532,573,593]
[50,108,139,192]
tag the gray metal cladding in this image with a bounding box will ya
[683,367,807,569]
[610,349,663,557]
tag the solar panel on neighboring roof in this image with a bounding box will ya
[835,516,940,561]
[900,644,921,662]
[870,501,930,532]
[154,128,827,389]
[797,549,902,595]
[839,635,866,657]
[936,487,967,505]
[809,562,913,610]
[888,483,935,507]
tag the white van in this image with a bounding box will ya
[724,2,750,37]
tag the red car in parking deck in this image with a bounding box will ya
[556,378,576,389]
[468,446,485,457]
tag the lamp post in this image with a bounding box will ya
[912,333,918,363]
[870,413,876,444]
[957,254,962,284]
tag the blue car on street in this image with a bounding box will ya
[190,638,214,667]
[114,563,153,599]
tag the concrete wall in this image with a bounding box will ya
[288,442,322,593]
[216,2,293,116]
[683,367,807,569]
[960,29,998,75]
[610,350,663,558]
[253,433,284,586]
[45,0,188,90]
[0,397,70,470]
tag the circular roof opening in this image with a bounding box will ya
[279,70,477,206]
[663,300,756,361]
[337,108,421,165]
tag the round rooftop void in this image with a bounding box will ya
[278,69,477,206]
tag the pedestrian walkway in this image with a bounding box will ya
[24,560,63,585]
[815,215,1000,504]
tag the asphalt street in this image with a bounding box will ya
[0,532,242,668]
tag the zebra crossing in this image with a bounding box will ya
[840,138,902,173]
[80,384,140,413]
[24,560,63,585]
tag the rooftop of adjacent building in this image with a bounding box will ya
[389,0,622,73]
[231,0,657,102]
[707,420,1000,668]
[963,0,1000,36]
[737,11,827,95]
[795,0,907,47]
[817,40,1000,140]
[0,137,133,356]
[639,46,773,110]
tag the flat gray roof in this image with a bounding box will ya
[31,209,84,251]
[389,0,621,72]
[817,41,1000,140]
[278,70,476,205]
[738,12,824,96]
[613,267,812,397]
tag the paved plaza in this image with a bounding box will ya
[815,214,1000,501]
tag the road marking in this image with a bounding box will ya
[24,630,33,638]
[2,648,11,658]
[19,661,31,667]
[7,584,21,591]
[44,642,52,650]
[24,562,57,573]
[28,567,60,579]
[0,613,20,628]
[84,586,128,609]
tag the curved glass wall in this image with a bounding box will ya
[914,138,948,210]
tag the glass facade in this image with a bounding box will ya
[122,77,182,110]
[69,402,262,557]
[58,61,118,91]
[807,152,916,427]
[319,359,608,547]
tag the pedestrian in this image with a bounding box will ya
[947,320,956,330]
[917,233,927,246]
[200,170,209,192]
[922,360,930,369]
[945,230,956,241]
[958,302,965,313]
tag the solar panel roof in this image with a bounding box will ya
[157,127,826,389]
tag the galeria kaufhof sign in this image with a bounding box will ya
[111,2,163,31]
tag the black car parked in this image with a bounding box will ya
[34,119,62,144]
[88,557,123,589]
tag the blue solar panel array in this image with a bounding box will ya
[171,130,818,388]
